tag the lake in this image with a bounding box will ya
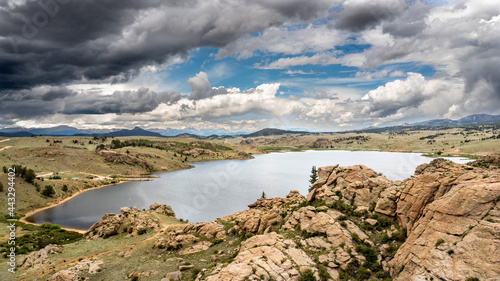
[25,151,470,230]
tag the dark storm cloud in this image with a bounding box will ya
[42,87,76,101]
[0,0,333,91]
[0,87,181,117]
[62,88,181,114]
[333,0,408,32]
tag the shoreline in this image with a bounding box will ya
[20,180,133,234]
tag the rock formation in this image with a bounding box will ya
[85,204,174,239]
[18,244,63,270]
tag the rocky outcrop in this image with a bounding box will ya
[97,149,154,170]
[220,190,306,235]
[18,244,63,270]
[154,230,199,249]
[388,159,500,280]
[86,204,174,239]
[184,221,226,239]
[48,259,103,281]
[149,203,176,217]
[205,232,317,281]
[308,164,391,210]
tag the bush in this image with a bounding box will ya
[103,230,119,239]
[0,222,82,256]
[0,182,3,192]
[355,245,379,270]
[23,168,36,183]
[299,269,317,281]
[435,238,445,248]
[318,265,331,281]
[356,266,371,280]
[62,185,68,192]
[41,185,55,197]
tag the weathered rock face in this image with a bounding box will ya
[48,259,103,281]
[388,159,500,280]
[86,204,174,239]
[220,190,306,235]
[205,233,316,281]
[18,244,63,270]
[184,221,226,239]
[374,185,402,218]
[149,203,176,217]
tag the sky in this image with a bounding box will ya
[0,0,499,133]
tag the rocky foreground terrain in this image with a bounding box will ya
[16,156,500,281]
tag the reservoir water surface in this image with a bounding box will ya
[26,150,470,230]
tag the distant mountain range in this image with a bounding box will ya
[410,114,500,127]
[1,114,499,138]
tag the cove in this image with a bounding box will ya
[25,151,470,230]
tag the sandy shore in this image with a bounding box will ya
[19,179,151,234]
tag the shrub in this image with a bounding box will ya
[41,185,55,197]
[318,265,331,281]
[0,182,3,192]
[335,190,343,198]
[103,230,119,239]
[62,185,68,192]
[356,266,371,280]
[299,269,316,281]
[435,238,445,248]
[351,233,363,244]
[355,245,379,271]
[369,201,376,212]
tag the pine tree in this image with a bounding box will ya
[261,191,266,199]
[309,166,318,185]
